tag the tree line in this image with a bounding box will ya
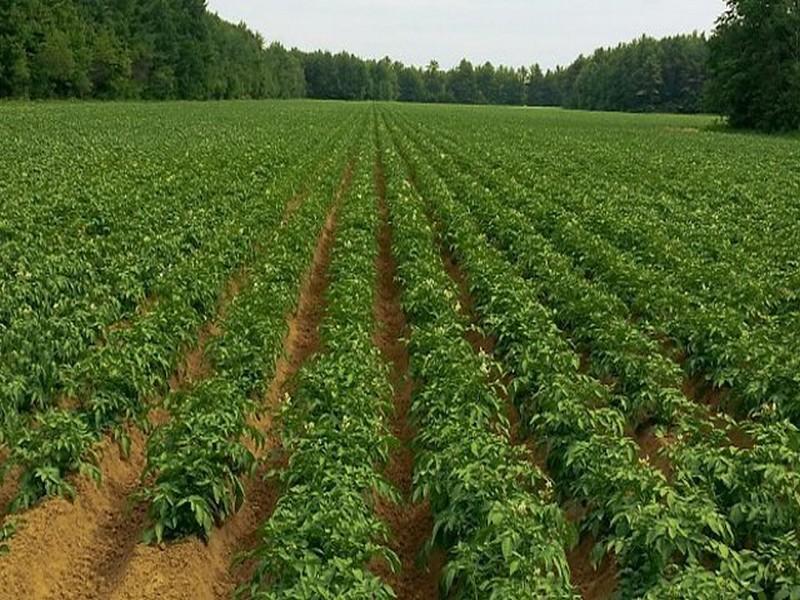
[0,1,707,111]
[0,0,796,131]
[0,0,305,100]
[530,34,709,114]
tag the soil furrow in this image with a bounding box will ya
[439,243,533,449]
[0,284,248,599]
[109,160,352,600]
[391,130,621,598]
[567,534,619,600]
[0,429,147,600]
[225,161,352,594]
[169,267,248,393]
[371,158,442,600]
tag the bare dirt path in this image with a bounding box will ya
[0,428,148,599]
[567,534,620,600]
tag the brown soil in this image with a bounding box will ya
[168,321,220,392]
[256,159,353,426]
[0,170,350,599]
[371,158,440,599]
[653,332,757,452]
[0,429,148,599]
[439,247,496,356]
[681,375,733,413]
[436,226,615,597]
[681,375,753,449]
[655,333,684,363]
[726,424,754,450]
[57,395,81,410]
[281,190,309,225]
[260,198,340,415]
[0,319,229,599]
[118,159,353,600]
[567,534,619,600]
[399,151,618,598]
[0,448,16,515]
[147,407,171,427]
[634,424,673,480]
[438,242,533,449]
[109,452,283,600]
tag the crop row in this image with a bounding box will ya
[1,110,361,513]
[142,121,361,541]
[395,105,799,319]
[392,109,800,423]
[242,138,397,598]
[0,104,350,428]
[394,112,800,597]
[378,120,578,598]
[389,106,800,423]
[384,112,800,598]
[386,119,800,590]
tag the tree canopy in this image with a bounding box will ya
[527,34,709,114]
[0,0,708,112]
[0,0,305,100]
[706,0,800,132]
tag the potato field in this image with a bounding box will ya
[0,101,799,600]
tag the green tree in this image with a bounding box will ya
[707,0,800,131]
[448,59,478,104]
[475,61,497,103]
[396,64,425,102]
[526,63,544,105]
[423,60,447,102]
[369,57,398,100]
[0,40,31,97]
[495,65,525,105]
[33,29,77,97]
[90,28,132,98]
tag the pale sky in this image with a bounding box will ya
[206,1,727,70]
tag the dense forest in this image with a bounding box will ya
[0,0,796,130]
[0,1,707,111]
[0,0,305,100]
[531,34,709,114]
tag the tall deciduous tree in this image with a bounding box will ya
[707,0,800,131]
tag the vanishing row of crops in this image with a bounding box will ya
[0,101,798,599]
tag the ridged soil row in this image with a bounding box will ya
[440,237,616,599]
[371,154,442,600]
[226,162,354,594]
[109,161,352,600]
[0,271,247,600]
